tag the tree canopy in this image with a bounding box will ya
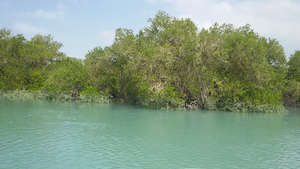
[1,11,299,112]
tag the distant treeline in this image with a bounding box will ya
[1,11,299,112]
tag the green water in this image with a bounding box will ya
[0,98,299,168]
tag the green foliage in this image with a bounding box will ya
[43,57,86,93]
[215,24,286,106]
[82,11,290,112]
[0,90,38,100]
[216,100,287,113]
[0,89,111,103]
[284,80,300,107]
[140,86,185,110]
[204,98,217,110]
[287,50,300,81]
[0,29,64,91]
[0,11,296,112]
[283,51,300,107]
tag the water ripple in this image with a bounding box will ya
[0,99,300,168]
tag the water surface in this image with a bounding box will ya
[0,98,299,168]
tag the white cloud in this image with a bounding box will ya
[72,0,88,7]
[145,0,157,4]
[99,31,115,45]
[22,3,69,20]
[0,2,10,8]
[14,22,48,35]
[57,3,69,11]
[26,10,61,19]
[149,0,300,57]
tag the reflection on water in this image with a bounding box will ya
[0,98,299,168]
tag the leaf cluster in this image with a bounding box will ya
[1,11,298,112]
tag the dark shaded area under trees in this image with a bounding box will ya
[1,11,299,112]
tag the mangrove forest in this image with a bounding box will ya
[1,11,299,113]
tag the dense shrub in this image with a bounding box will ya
[1,11,298,112]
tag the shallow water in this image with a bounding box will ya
[0,98,299,168]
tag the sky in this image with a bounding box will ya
[0,0,299,59]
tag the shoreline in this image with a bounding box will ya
[0,90,289,113]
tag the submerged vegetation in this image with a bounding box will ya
[0,11,299,112]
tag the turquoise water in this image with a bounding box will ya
[0,98,299,168]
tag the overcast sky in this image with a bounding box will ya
[0,0,299,59]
